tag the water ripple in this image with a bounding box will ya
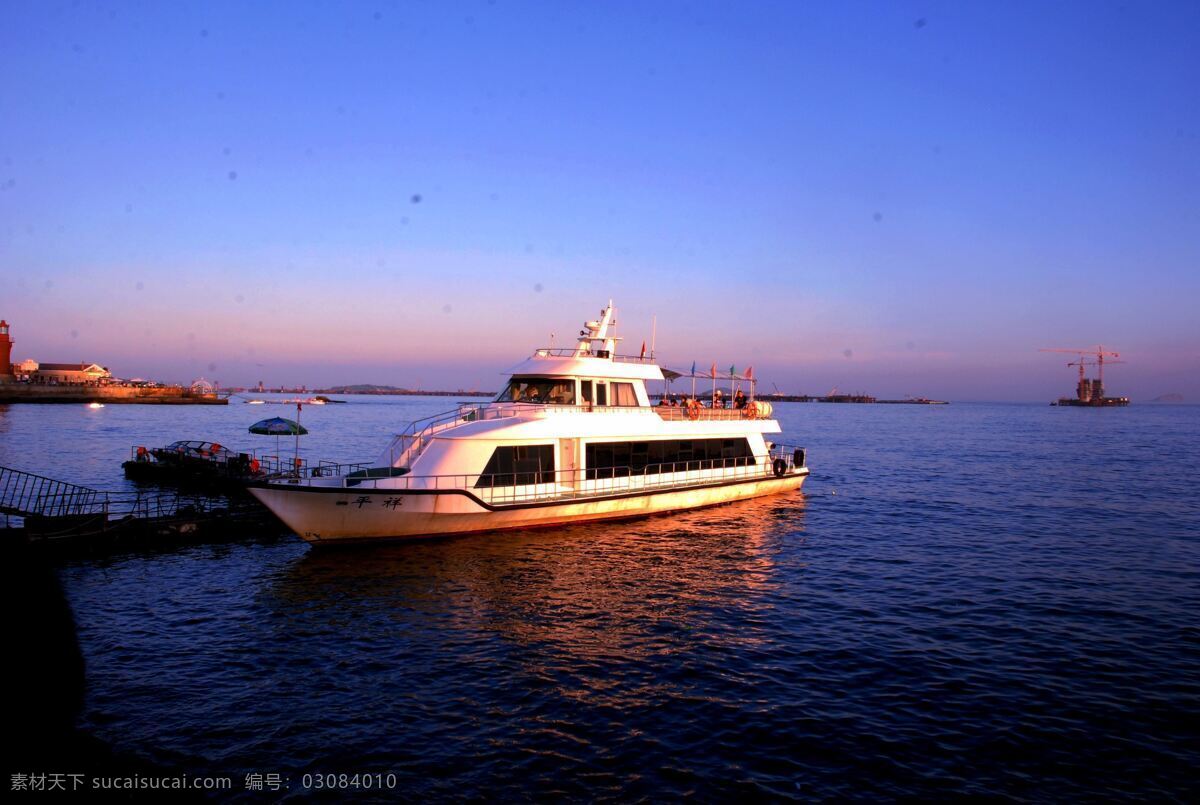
[18,400,1197,799]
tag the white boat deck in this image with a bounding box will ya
[277,446,807,508]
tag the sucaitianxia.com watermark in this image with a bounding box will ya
[11,773,233,792]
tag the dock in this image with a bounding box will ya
[0,465,285,554]
[0,385,227,404]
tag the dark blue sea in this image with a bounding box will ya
[2,398,1197,800]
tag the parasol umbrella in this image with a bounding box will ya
[660,367,683,404]
[248,416,307,435]
[249,414,309,471]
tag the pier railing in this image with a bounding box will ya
[0,466,105,518]
[1,463,263,526]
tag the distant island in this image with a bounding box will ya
[317,384,494,397]
[1150,393,1184,403]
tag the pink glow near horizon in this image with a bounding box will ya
[5,279,1196,401]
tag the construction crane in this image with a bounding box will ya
[1039,346,1121,386]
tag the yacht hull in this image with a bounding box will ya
[249,471,808,544]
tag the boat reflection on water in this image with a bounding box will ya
[269,493,808,668]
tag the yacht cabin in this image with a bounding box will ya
[377,302,779,496]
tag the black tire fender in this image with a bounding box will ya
[772,458,788,477]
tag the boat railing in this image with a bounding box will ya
[253,455,372,480]
[530,347,657,364]
[377,399,780,470]
[279,444,807,507]
[379,404,521,468]
[380,402,651,467]
[653,406,773,422]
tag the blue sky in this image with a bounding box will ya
[2,1,1197,399]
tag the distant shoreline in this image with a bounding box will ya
[0,384,227,405]
[315,388,495,398]
[221,388,497,398]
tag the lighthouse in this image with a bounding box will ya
[0,320,13,380]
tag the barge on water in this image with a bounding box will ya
[1040,345,1130,407]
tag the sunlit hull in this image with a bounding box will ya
[249,470,808,544]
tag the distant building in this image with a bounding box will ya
[0,318,116,384]
[33,363,112,384]
[0,320,12,381]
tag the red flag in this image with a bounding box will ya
[710,362,717,378]
[640,340,646,358]
[745,366,753,380]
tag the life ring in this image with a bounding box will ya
[686,400,701,420]
[136,446,148,462]
[249,459,261,473]
[772,458,788,477]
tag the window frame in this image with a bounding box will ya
[584,437,755,480]
[475,444,557,488]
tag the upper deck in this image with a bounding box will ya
[507,349,665,382]
[503,301,665,384]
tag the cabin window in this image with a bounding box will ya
[495,377,576,405]
[580,380,593,405]
[585,438,755,479]
[475,444,556,487]
[595,383,608,406]
[611,382,639,407]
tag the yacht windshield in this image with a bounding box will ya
[496,377,576,405]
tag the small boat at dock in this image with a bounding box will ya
[124,440,265,488]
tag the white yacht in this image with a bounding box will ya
[249,302,809,544]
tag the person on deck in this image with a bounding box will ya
[734,389,747,409]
